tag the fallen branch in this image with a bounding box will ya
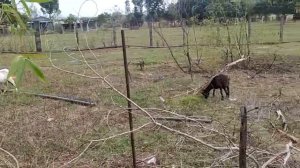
[27,92,96,106]
[277,129,299,144]
[157,122,239,151]
[220,55,248,73]
[153,117,212,123]
[127,45,184,49]
[68,45,122,52]
[270,122,298,143]
[262,141,293,168]
[276,110,287,131]
[0,147,19,168]
[1,90,96,106]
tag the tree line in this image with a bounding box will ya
[123,0,298,27]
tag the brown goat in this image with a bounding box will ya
[201,74,230,100]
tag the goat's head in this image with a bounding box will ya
[201,89,209,99]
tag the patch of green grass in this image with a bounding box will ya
[179,95,206,107]
[132,86,162,108]
[167,95,207,116]
[102,137,131,154]
[97,88,127,106]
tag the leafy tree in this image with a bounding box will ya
[145,0,164,21]
[176,0,209,21]
[0,0,11,5]
[132,0,144,27]
[0,0,27,29]
[206,0,245,20]
[145,0,163,46]
[253,0,295,15]
[97,12,111,26]
[132,0,143,13]
[252,1,272,15]
[39,0,59,19]
[65,14,77,24]
[163,3,178,23]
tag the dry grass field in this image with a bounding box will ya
[0,21,300,167]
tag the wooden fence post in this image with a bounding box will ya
[34,21,42,52]
[239,106,247,168]
[113,21,117,47]
[121,29,137,168]
[75,28,79,48]
[279,14,285,43]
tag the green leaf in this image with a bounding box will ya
[9,55,46,88]
[2,4,27,30]
[25,59,46,82]
[20,0,31,16]
[9,56,26,88]
[26,0,52,2]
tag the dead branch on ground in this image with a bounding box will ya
[275,109,288,131]
[0,147,19,168]
[270,122,299,143]
[261,141,293,168]
[153,117,212,123]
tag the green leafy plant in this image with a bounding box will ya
[9,55,46,88]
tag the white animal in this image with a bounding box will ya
[0,69,17,91]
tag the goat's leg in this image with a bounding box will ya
[220,89,224,100]
[226,86,230,98]
[212,89,215,97]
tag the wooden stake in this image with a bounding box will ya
[34,31,42,52]
[239,106,247,168]
[121,29,137,168]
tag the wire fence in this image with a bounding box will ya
[1,21,300,53]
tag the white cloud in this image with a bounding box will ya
[28,0,130,18]
[59,0,127,17]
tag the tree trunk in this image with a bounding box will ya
[148,21,153,47]
[280,14,285,43]
[35,31,42,52]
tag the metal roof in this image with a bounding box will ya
[31,16,52,22]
